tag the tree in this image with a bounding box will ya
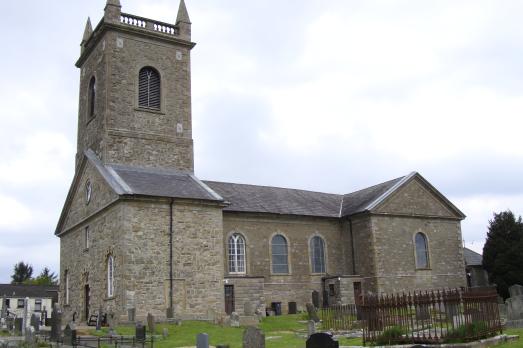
[24,267,58,286]
[483,211,523,299]
[11,262,33,284]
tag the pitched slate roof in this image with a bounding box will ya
[204,181,343,218]
[340,176,405,216]
[0,284,58,299]
[107,164,223,201]
[464,247,483,266]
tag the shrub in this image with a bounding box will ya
[444,321,490,343]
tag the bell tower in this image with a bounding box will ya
[75,0,195,173]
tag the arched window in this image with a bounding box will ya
[310,236,326,273]
[138,67,161,110]
[107,255,114,297]
[228,233,246,274]
[271,234,289,274]
[415,232,429,269]
[64,270,70,305]
[88,76,96,118]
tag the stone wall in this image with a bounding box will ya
[60,203,125,323]
[224,277,264,315]
[222,212,345,312]
[102,30,194,172]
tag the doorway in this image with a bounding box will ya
[224,285,235,315]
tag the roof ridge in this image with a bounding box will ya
[203,180,342,197]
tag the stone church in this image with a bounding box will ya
[56,0,467,323]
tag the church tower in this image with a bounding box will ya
[76,0,195,172]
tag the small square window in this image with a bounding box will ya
[5,299,10,308]
[35,299,42,312]
[17,299,24,308]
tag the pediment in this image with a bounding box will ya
[372,174,464,219]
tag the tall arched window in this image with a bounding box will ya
[310,236,326,273]
[228,233,246,274]
[415,232,429,269]
[271,234,289,274]
[88,76,96,118]
[107,255,114,297]
[138,67,161,110]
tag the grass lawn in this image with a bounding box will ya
[89,314,364,348]
[495,328,523,348]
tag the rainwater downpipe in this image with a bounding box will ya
[168,198,174,317]
[349,218,356,275]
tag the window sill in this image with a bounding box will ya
[104,297,115,302]
[270,273,292,276]
[416,268,432,271]
[135,107,165,115]
[310,273,326,276]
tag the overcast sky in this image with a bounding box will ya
[0,0,522,283]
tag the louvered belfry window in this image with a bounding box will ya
[138,67,161,110]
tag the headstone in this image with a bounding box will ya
[63,324,77,346]
[22,297,29,334]
[162,327,169,338]
[288,302,297,314]
[509,284,523,298]
[230,312,240,327]
[30,313,40,333]
[306,332,339,348]
[96,306,102,331]
[506,295,523,320]
[135,322,146,342]
[306,303,320,323]
[147,313,155,333]
[50,304,62,341]
[14,318,23,335]
[126,290,136,322]
[25,326,35,344]
[307,320,316,338]
[196,333,209,348]
[42,308,48,326]
[1,295,6,319]
[244,302,255,316]
[312,291,320,309]
[415,304,430,320]
[242,326,265,348]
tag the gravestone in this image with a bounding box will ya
[147,313,155,333]
[415,304,430,320]
[22,297,29,335]
[30,313,40,333]
[306,303,320,323]
[14,318,23,335]
[126,290,136,322]
[288,302,297,315]
[196,333,209,348]
[25,326,35,344]
[1,295,6,319]
[6,317,14,331]
[306,332,339,348]
[162,327,169,338]
[63,324,77,346]
[506,295,523,320]
[244,302,255,316]
[243,326,265,348]
[230,312,240,327]
[50,304,62,341]
[96,306,102,331]
[307,320,316,338]
[42,308,48,326]
[135,322,146,342]
[509,285,523,298]
[312,291,320,309]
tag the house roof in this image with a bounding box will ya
[464,247,483,266]
[0,284,58,299]
[204,181,343,218]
